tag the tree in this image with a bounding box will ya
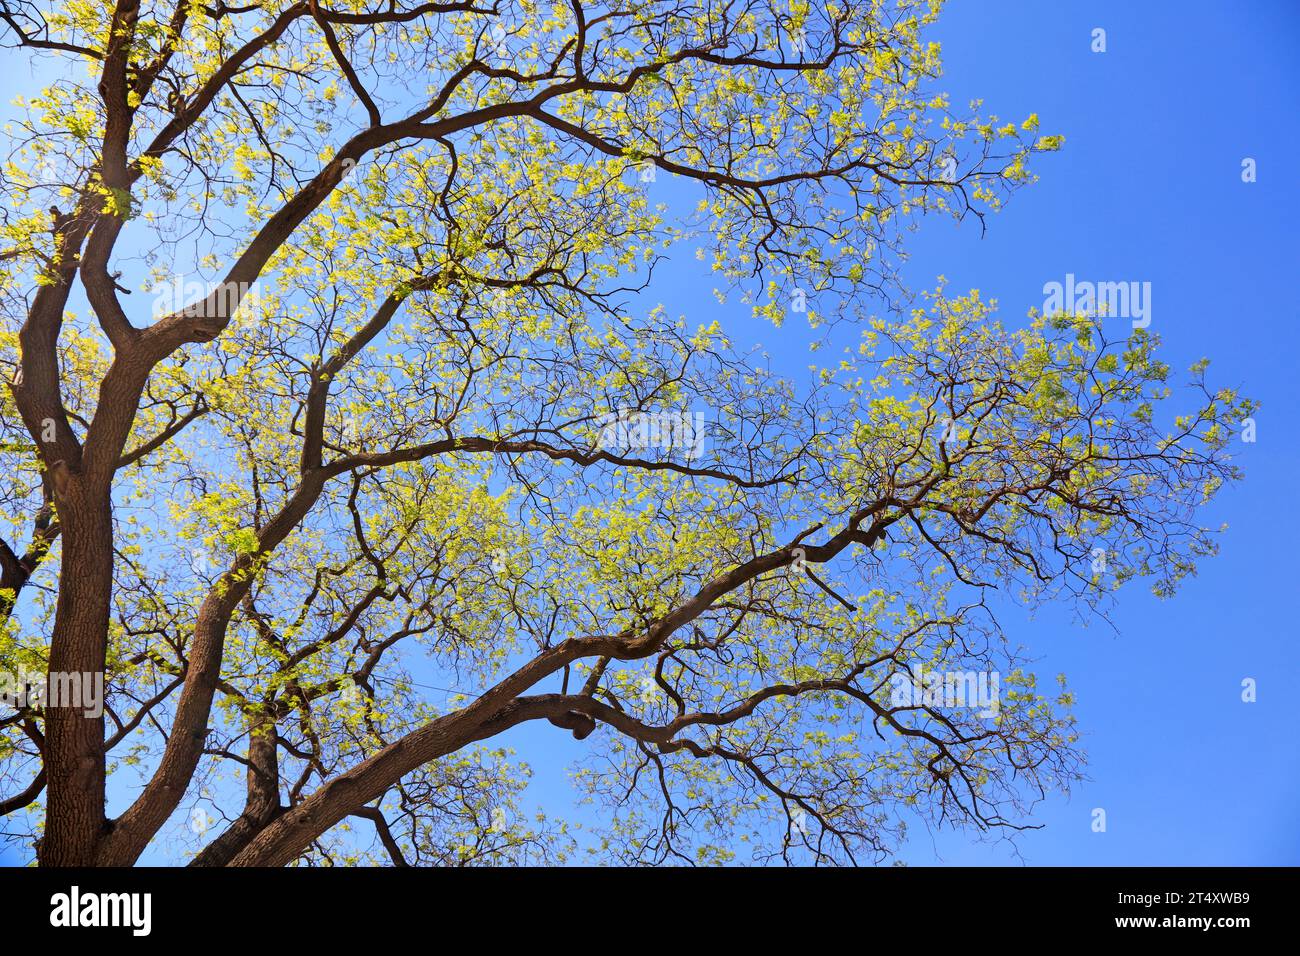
[0,0,1249,867]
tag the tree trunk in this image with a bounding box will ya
[190,719,281,867]
[38,483,112,866]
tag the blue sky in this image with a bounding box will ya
[3,0,1297,866]
[505,0,1300,865]
[887,0,1300,865]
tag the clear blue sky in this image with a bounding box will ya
[882,0,1300,865]
[4,0,1297,866]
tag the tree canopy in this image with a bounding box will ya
[0,0,1250,866]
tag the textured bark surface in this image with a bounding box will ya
[38,488,112,866]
